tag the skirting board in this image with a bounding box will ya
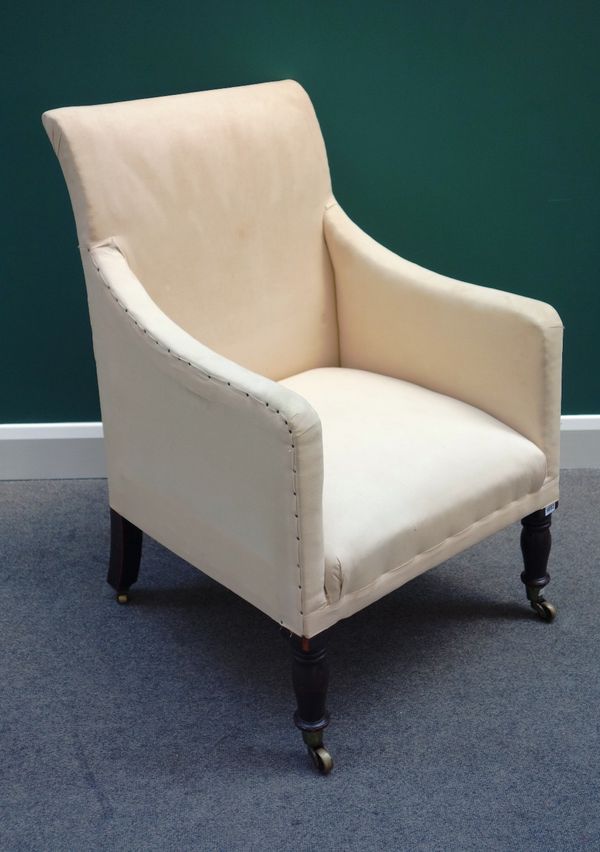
[0,423,106,480]
[0,416,598,480]
[559,415,600,470]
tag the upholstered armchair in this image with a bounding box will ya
[43,81,563,774]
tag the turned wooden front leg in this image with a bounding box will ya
[520,502,557,621]
[107,508,143,601]
[291,633,329,733]
[290,632,333,773]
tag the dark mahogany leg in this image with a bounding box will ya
[107,508,142,604]
[520,503,557,622]
[291,632,333,774]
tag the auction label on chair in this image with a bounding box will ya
[544,502,557,516]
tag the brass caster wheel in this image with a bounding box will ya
[116,592,129,604]
[531,600,556,622]
[307,745,333,775]
[524,583,556,622]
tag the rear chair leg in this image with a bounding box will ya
[520,503,557,622]
[290,632,333,774]
[107,508,142,604]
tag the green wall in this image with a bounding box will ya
[2,0,598,421]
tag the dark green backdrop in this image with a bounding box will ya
[2,0,598,421]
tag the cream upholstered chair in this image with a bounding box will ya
[43,81,563,774]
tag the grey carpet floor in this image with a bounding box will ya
[1,472,599,852]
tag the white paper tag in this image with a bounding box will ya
[544,502,557,516]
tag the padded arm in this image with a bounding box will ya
[325,204,563,478]
[83,241,327,634]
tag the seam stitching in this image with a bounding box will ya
[88,248,304,626]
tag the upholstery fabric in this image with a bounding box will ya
[83,243,328,637]
[42,81,563,639]
[325,204,563,479]
[42,82,339,380]
[281,368,549,607]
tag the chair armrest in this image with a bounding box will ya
[82,240,327,634]
[325,204,563,478]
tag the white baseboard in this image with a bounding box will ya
[0,423,106,479]
[0,416,598,480]
[559,415,600,470]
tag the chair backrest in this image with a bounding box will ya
[43,81,339,379]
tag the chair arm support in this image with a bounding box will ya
[325,204,563,478]
[83,240,327,633]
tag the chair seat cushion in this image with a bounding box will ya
[280,368,547,603]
